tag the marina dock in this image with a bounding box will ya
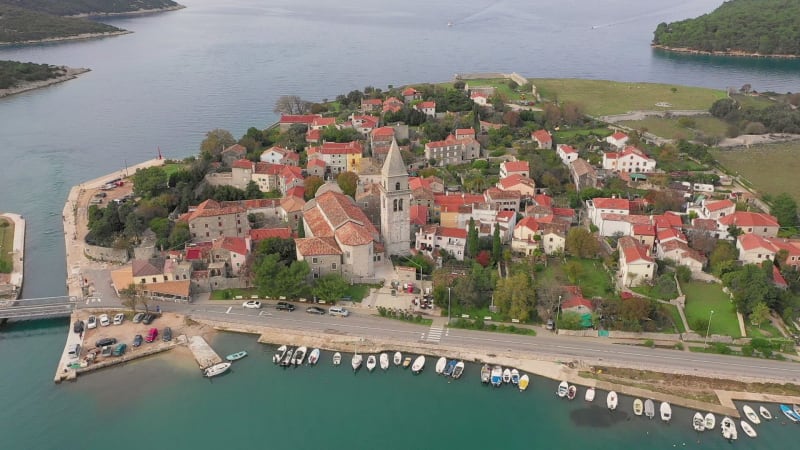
[188,336,222,369]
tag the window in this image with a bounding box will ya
[399,199,403,211]
[395,182,400,191]
[152,277,157,283]
[393,199,398,212]
[312,257,318,264]
[331,263,337,270]
[205,224,208,228]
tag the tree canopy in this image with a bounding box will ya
[771,193,798,228]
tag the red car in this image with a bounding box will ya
[145,327,158,343]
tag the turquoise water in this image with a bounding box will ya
[2,321,796,449]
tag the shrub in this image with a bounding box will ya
[711,343,732,354]
[644,339,655,348]
[675,265,692,283]
[674,342,684,351]
[741,345,754,357]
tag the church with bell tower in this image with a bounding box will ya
[380,139,411,256]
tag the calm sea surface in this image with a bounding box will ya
[1,0,799,447]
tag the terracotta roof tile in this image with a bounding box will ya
[295,237,342,256]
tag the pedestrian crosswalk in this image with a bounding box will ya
[425,324,444,343]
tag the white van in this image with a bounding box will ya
[67,343,81,360]
[328,306,350,317]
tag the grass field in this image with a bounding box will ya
[531,79,727,117]
[0,218,14,272]
[537,257,614,299]
[663,303,686,333]
[682,281,742,338]
[618,116,728,141]
[711,143,800,203]
[453,78,523,100]
[161,163,186,177]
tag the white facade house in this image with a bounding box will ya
[602,146,656,173]
[586,197,630,228]
[606,131,629,149]
[618,236,655,288]
[556,144,579,165]
[415,226,467,261]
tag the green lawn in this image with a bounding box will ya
[210,288,259,300]
[730,94,776,110]
[663,303,686,333]
[531,78,726,117]
[682,281,742,338]
[161,163,186,177]
[342,283,377,302]
[746,322,783,339]
[0,218,14,272]
[553,127,613,140]
[537,257,614,299]
[711,143,800,203]
[618,116,728,141]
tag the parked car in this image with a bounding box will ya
[113,313,125,325]
[145,328,158,343]
[99,314,110,327]
[306,306,325,315]
[162,327,172,342]
[546,319,555,330]
[328,306,350,317]
[276,301,295,311]
[132,312,145,323]
[242,300,262,309]
[73,320,85,334]
[112,343,127,356]
[87,315,97,329]
[100,346,113,357]
[133,334,143,347]
[142,313,157,325]
[95,337,117,348]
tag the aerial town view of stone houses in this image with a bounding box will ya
[87,75,800,351]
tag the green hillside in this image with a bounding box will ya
[0,4,120,43]
[0,0,179,16]
[653,0,800,56]
[0,60,65,89]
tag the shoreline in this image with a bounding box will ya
[0,212,24,301]
[0,67,91,99]
[69,4,186,19]
[651,44,800,60]
[0,30,132,47]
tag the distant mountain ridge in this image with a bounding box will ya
[652,0,800,57]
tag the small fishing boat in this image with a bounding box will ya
[491,366,503,387]
[567,385,577,400]
[759,406,772,420]
[393,351,402,366]
[226,351,247,361]
[435,357,447,375]
[740,420,757,438]
[742,405,760,425]
[644,399,655,419]
[444,359,457,377]
[557,381,568,398]
[280,348,294,367]
[780,404,799,422]
[794,404,800,416]
[308,348,320,365]
[693,412,705,432]
[584,387,595,402]
[502,368,512,384]
[480,364,491,384]
[379,353,389,370]
[607,391,618,411]
[412,355,426,374]
[705,412,716,430]
[452,361,465,379]
[292,346,307,366]
[510,369,520,385]
[519,374,529,392]
[351,353,363,371]
[402,356,412,368]
[633,398,643,416]
[366,355,377,372]
[660,402,672,423]
[721,417,737,441]
[333,352,342,366]
[203,362,231,378]
[273,345,287,364]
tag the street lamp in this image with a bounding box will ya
[704,310,715,345]
[554,295,562,330]
[447,287,451,324]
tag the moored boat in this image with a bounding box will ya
[480,364,491,384]
[452,361,465,379]
[280,348,294,367]
[567,385,577,400]
[444,359,457,377]
[226,351,247,362]
[203,362,231,378]
[692,412,705,431]
[351,353,363,371]
[519,374,529,392]
[794,404,800,417]
[366,355,377,372]
[633,398,643,416]
[660,402,672,423]
[308,348,320,365]
[402,356,412,368]
[412,355,426,374]
[705,412,716,430]
[379,353,389,370]
[510,369,520,385]
[502,368,512,384]
[393,351,402,366]
[584,387,595,402]
[742,405,760,425]
[292,346,307,366]
[333,352,342,366]
[721,416,737,441]
[273,345,287,364]
[759,406,772,420]
[780,404,800,422]
[644,399,655,419]
[435,357,447,375]
[491,366,503,387]
[607,391,618,411]
[557,381,568,398]
[740,420,757,438]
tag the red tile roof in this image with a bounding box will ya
[633,224,656,236]
[656,228,686,243]
[185,248,203,260]
[440,227,468,239]
[516,216,540,233]
[311,141,363,155]
[250,228,292,241]
[308,158,326,168]
[611,131,628,140]
[371,127,395,138]
[502,160,529,174]
[496,210,515,221]
[232,159,253,169]
[215,236,248,256]
[718,212,779,228]
[619,236,653,263]
[296,237,342,256]
[558,144,577,154]
[434,194,485,208]
[417,101,436,110]
[562,296,594,311]
[591,197,630,210]
[179,199,245,222]
[280,114,322,124]
[455,128,475,137]
[498,174,535,190]
[311,117,336,127]
[485,187,521,201]
[531,129,552,143]
[306,129,321,141]
[653,212,683,229]
[553,207,575,219]
[705,199,734,212]
[335,222,375,246]
[402,87,419,96]
[410,205,428,226]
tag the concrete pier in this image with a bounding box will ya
[53,312,84,383]
[187,336,222,369]
[0,212,25,301]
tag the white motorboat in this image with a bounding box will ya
[693,412,705,431]
[510,369,520,385]
[280,348,294,367]
[307,348,320,366]
[379,353,389,370]
[584,387,595,402]
[644,399,655,419]
[518,374,529,391]
[452,361,465,379]
[412,355,425,374]
[491,366,503,387]
[273,345,287,364]
[203,362,231,378]
[567,385,577,400]
[366,355,377,372]
[721,416,737,441]
[393,351,402,366]
[759,406,772,420]
[557,381,569,398]
[481,364,491,384]
[742,405,760,425]
[435,357,447,375]
[502,368,512,384]
[705,412,716,430]
[660,402,672,423]
[740,420,757,438]
[351,353,363,371]
[292,346,307,366]
[633,398,643,416]
[607,391,618,411]
[332,352,342,366]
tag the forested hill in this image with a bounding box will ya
[0,0,179,16]
[652,0,800,56]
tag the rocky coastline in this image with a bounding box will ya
[651,44,800,59]
[0,67,91,99]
